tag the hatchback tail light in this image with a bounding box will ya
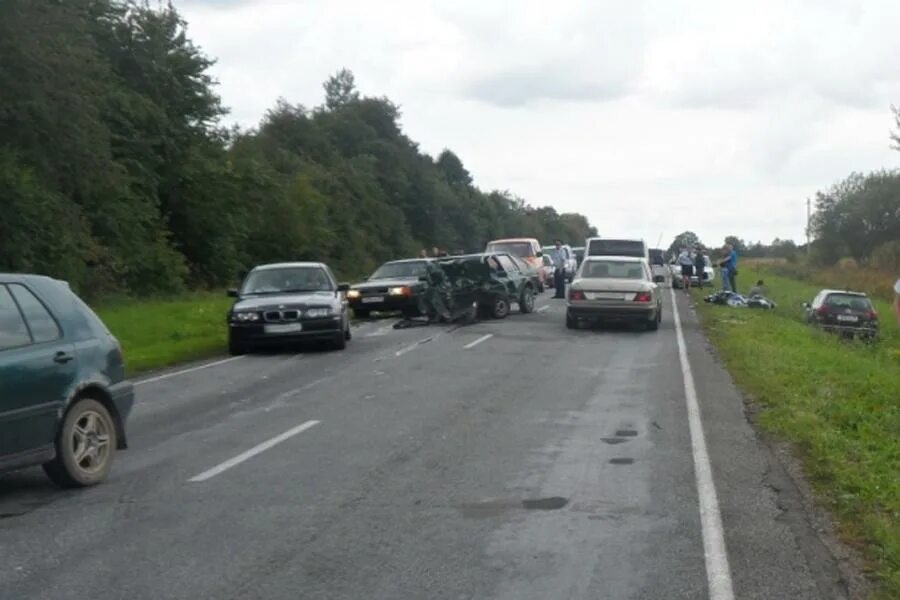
[633,292,652,303]
[569,289,585,301]
[816,306,830,316]
[866,310,878,320]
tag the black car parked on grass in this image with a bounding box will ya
[227,262,351,354]
[0,274,134,487]
[347,259,431,318]
[803,289,879,341]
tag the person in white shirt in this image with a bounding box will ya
[893,278,900,325]
[677,247,693,293]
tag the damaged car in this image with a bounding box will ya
[419,253,538,322]
[803,289,879,341]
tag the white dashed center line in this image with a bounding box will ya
[463,334,493,349]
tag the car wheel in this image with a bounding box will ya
[647,309,660,331]
[566,311,578,329]
[43,398,117,488]
[354,308,370,319]
[344,320,352,341]
[332,330,347,350]
[519,287,535,313]
[491,296,511,319]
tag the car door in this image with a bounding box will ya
[495,255,522,298]
[0,283,77,458]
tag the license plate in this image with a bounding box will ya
[362,296,384,304]
[586,292,624,300]
[837,315,858,322]
[264,323,303,334]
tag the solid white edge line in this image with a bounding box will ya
[670,287,735,600]
[188,420,320,482]
[463,333,493,349]
[134,356,245,386]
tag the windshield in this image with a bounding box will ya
[370,261,428,280]
[825,293,873,311]
[588,239,645,258]
[581,260,646,280]
[241,267,332,294]
[486,242,535,257]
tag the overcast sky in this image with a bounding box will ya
[176,0,900,248]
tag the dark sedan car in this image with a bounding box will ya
[347,259,431,318]
[227,262,351,354]
[804,289,879,341]
[0,274,133,487]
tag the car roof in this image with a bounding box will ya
[0,273,63,285]
[251,262,328,271]
[487,238,538,243]
[582,255,646,263]
[820,289,868,296]
[381,258,431,264]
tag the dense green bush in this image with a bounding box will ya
[1,1,596,299]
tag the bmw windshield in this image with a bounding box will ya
[241,267,333,295]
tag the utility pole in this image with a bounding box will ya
[806,197,811,256]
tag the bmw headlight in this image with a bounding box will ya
[305,307,334,318]
[232,311,259,322]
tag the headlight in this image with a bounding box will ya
[346,289,360,299]
[232,311,259,322]
[389,286,411,296]
[305,307,334,318]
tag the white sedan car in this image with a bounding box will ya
[566,256,664,330]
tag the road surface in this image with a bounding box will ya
[0,291,849,599]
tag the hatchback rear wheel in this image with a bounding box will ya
[44,398,117,488]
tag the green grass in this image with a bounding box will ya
[694,266,900,598]
[95,292,231,375]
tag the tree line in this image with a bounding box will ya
[0,1,596,299]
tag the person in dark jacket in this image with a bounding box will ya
[693,247,706,287]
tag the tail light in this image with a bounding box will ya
[816,306,830,316]
[569,289,585,301]
[866,310,878,320]
[634,292,652,303]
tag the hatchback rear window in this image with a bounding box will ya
[824,294,872,311]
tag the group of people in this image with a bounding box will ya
[676,243,739,293]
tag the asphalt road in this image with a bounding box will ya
[0,289,849,600]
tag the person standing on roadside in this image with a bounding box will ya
[693,245,707,287]
[894,277,900,325]
[718,243,738,292]
[677,247,693,292]
[551,239,567,299]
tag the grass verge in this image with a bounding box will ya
[693,266,899,599]
[95,292,231,375]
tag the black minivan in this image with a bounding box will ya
[0,274,133,487]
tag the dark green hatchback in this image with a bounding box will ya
[0,274,134,487]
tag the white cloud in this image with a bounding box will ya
[175,0,900,247]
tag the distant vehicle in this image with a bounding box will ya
[649,248,669,283]
[227,262,351,354]
[347,259,431,318]
[435,253,537,319]
[671,255,715,288]
[566,256,664,330]
[541,244,578,282]
[0,274,133,487]
[572,246,585,266]
[585,237,649,262]
[484,238,543,273]
[803,289,879,341]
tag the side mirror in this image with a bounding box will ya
[653,275,665,283]
[337,283,350,292]
[802,302,810,309]
[419,276,429,282]
[227,289,239,298]
[536,251,543,257]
